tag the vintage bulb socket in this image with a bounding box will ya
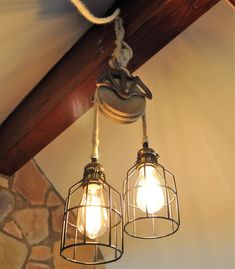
[136,147,159,167]
[82,162,106,187]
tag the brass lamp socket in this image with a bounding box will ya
[136,147,159,166]
[82,162,106,187]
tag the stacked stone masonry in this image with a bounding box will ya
[0,160,105,269]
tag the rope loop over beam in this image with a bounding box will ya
[71,0,120,24]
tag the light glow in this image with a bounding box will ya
[136,165,165,214]
[76,183,108,239]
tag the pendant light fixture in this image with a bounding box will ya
[61,101,123,265]
[123,116,180,239]
[61,0,180,265]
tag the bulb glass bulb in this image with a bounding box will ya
[136,165,165,214]
[76,183,108,239]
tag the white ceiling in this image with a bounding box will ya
[0,0,116,123]
[35,2,235,269]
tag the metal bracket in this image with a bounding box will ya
[96,68,152,100]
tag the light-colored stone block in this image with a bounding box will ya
[0,231,28,269]
[13,208,49,245]
[3,220,22,239]
[46,191,62,207]
[13,161,49,205]
[30,246,52,261]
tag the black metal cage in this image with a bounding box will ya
[123,148,180,239]
[61,165,123,265]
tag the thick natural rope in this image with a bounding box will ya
[90,98,99,160]
[142,113,149,145]
[109,17,133,73]
[70,1,133,72]
[70,0,120,24]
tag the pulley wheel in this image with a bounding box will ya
[96,86,146,124]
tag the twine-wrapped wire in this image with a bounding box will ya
[90,96,100,161]
[142,113,149,147]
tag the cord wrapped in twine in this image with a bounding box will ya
[142,113,149,146]
[90,97,100,161]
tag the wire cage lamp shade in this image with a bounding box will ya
[123,147,180,239]
[61,162,123,265]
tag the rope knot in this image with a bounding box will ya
[109,17,133,72]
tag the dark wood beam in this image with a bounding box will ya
[226,0,235,9]
[0,0,220,176]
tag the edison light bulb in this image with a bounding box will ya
[136,165,165,214]
[76,183,108,239]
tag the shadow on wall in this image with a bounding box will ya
[0,160,105,269]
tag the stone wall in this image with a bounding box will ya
[0,160,104,269]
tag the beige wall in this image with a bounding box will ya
[36,2,234,269]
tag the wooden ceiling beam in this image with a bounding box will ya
[0,0,220,176]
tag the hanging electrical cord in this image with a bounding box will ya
[142,113,149,147]
[90,98,99,162]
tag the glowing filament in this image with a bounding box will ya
[76,183,108,239]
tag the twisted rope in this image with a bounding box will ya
[109,17,133,73]
[71,0,120,24]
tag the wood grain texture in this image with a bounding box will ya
[0,0,220,175]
